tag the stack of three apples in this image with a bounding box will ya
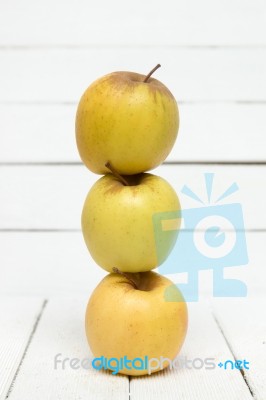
[75,65,188,376]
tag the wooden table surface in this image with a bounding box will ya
[0,0,266,399]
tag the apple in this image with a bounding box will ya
[85,270,188,376]
[76,65,179,175]
[81,169,181,273]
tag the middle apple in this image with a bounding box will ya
[82,170,181,273]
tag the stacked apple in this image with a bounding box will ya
[75,65,188,376]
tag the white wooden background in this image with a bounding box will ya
[0,0,266,399]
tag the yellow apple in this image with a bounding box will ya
[81,171,181,273]
[85,271,188,376]
[75,65,179,175]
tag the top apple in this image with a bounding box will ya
[75,65,179,175]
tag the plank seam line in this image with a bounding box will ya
[0,161,266,166]
[165,161,266,165]
[1,100,266,106]
[0,228,81,232]
[5,299,48,399]
[0,228,266,233]
[1,45,266,50]
[211,310,254,398]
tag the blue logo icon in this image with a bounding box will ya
[153,173,249,301]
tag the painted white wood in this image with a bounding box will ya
[6,297,129,400]
[0,297,44,400]
[1,103,265,163]
[0,49,266,103]
[213,299,266,400]
[0,164,265,230]
[0,232,106,297]
[0,0,265,46]
[0,104,79,163]
[0,231,264,298]
[130,304,253,400]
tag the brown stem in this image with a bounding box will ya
[105,161,129,186]
[143,64,161,83]
[112,267,138,290]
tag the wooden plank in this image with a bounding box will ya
[0,49,266,102]
[130,304,253,400]
[0,0,265,46]
[213,299,266,400]
[7,297,129,400]
[0,297,45,400]
[1,103,266,163]
[0,104,79,163]
[0,231,264,298]
[0,232,106,297]
[0,164,265,230]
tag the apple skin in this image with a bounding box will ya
[85,271,188,376]
[75,71,179,175]
[81,172,181,273]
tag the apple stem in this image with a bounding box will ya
[143,64,161,83]
[105,161,129,186]
[112,267,138,290]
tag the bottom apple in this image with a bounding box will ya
[85,271,188,376]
